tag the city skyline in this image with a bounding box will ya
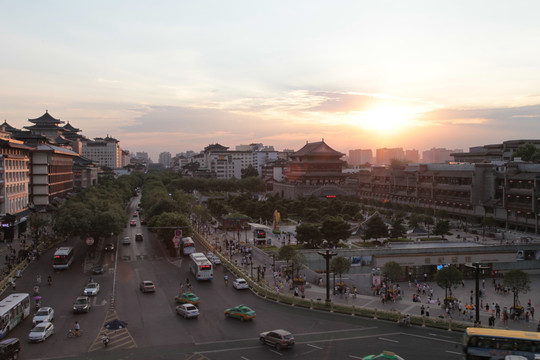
[2,1,540,161]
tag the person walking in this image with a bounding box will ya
[426,305,430,317]
[420,305,425,316]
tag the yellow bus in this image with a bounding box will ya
[463,327,540,360]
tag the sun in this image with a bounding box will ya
[359,106,413,133]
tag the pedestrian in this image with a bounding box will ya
[294,287,299,297]
[11,280,15,291]
[420,305,425,316]
[531,306,535,319]
[424,273,427,282]
[426,305,430,317]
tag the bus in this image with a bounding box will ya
[463,327,540,360]
[182,237,196,256]
[189,252,213,280]
[53,246,74,270]
[0,293,31,339]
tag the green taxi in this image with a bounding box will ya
[175,292,200,305]
[224,305,256,321]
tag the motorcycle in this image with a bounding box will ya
[101,334,110,347]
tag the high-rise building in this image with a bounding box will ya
[405,149,420,163]
[348,149,373,166]
[375,147,405,165]
[158,152,172,168]
[422,148,461,163]
[82,135,123,169]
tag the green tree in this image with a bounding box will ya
[278,245,297,264]
[241,164,259,178]
[389,218,406,239]
[363,214,388,242]
[433,220,450,239]
[503,270,531,310]
[295,223,323,248]
[331,256,351,284]
[408,213,421,228]
[382,261,402,283]
[54,201,93,238]
[434,266,463,300]
[320,216,351,247]
[512,143,540,162]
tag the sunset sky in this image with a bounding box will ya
[1,1,540,161]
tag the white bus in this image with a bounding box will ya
[182,237,196,256]
[0,293,31,339]
[189,252,213,280]
[53,246,74,270]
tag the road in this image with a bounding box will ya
[2,196,465,360]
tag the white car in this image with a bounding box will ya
[211,255,221,265]
[232,278,249,290]
[176,304,200,319]
[28,321,54,342]
[32,307,54,325]
[84,282,100,296]
[122,237,131,245]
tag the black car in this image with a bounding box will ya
[92,264,105,275]
[0,337,21,360]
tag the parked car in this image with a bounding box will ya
[224,305,256,321]
[140,281,156,293]
[232,278,249,290]
[259,329,295,350]
[72,296,91,313]
[129,220,137,227]
[28,322,54,342]
[0,337,21,359]
[84,282,100,296]
[176,304,199,319]
[135,233,143,242]
[92,264,105,275]
[104,243,115,251]
[362,351,405,360]
[175,292,200,305]
[32,307,54,326]
[122,237,131,245]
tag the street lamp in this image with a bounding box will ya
[317,249,337,306]
[465,262,490,325]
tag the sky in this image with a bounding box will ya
[1,1,540,161]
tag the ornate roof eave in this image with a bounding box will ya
[28,111,64,125]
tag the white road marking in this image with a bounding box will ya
[379,337,399,343]
[348,356,363,359]
[307,344,323,349]
[446,350,462,355]
[269,349,283,356]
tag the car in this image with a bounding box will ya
[32,307,54,325]
[135,233,143,241]
[0,337,21,359]
[104,243,115,251]
[28,322,54,342]
[84,282,100,296]
[176,304,199,319]
[175,292,200,305]
[129,220,137,226]
[132,212,138,217]
[224,305,256,321]
[140,218,147,225]
[72,296,91,313]
[122,237,131,245]
[140,281,156,293]
[259,329,295,350]
[233,278,249,290]
[209,254,221,265]
[92,264,105,275]
[362,351,405,360]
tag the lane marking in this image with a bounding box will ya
[446,350,462,355]
[307,344,323,349]
[379,337,399,343]
[269,349,283,356]
[349,356,363,359]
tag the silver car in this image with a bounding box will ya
[28,321,55,342]
[32,307,54,325]
[176,304,199,319]
[259,329,295,350]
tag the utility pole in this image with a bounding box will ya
[317,249,337,306]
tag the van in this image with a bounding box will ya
[0,337,21,360]
[135,233,143,242]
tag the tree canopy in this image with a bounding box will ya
[382,261,402,283]
[331,256,351,283]
[434,266,463,300]
[503,270,531,309]
[363,214,388,242]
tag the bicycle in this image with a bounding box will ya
[67,329,83,338]
[224,275,229,286]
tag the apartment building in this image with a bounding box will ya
[348,149,373,166]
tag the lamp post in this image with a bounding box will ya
[465,262,489,325]
[317,249,337,306]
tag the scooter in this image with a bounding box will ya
[101,334,110,347]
